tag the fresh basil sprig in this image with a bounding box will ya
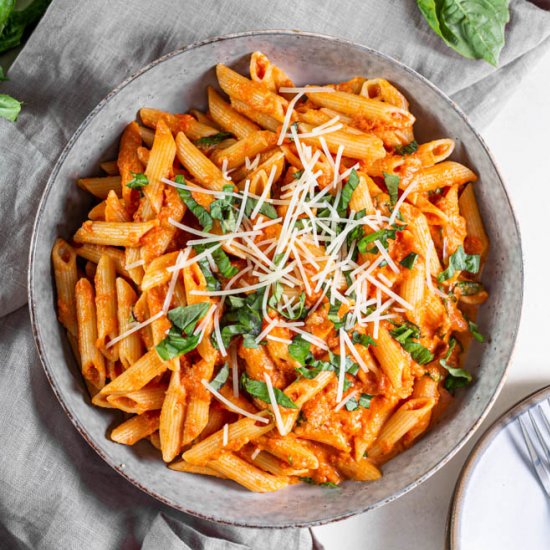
[390,321,434,365]
[416,0,510,67]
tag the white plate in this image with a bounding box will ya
[449,385,550,549]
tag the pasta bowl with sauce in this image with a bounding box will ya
[28,30,523,527]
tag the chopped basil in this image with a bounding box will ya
[440,337,472,391]
[175,175,214,232]
[390,321,434,365]
[383,172,400,207]
[394,140,418,155]
[0,93,21,122]
[357,225,403,254]
[351,331,376,348]
[210,184,237,234]
[156,328,200,360]
[339,169,360,212]
[400,252,418,270]
[167,302,210,335]
[293,169,304,180]
[269,282,307,321]
[244,197,278,219]
[288,335,311,366]
[196,256,220,291]
[327,301,346,330]
[210,363,230,391]
[195,131,233,146]
[438,246,480,283]
[345,392,373,411]
[456,281,483,296]
[468,320,485,343]
[126,172,149,190]
[210,247,238,278]
[215,291,263,348]
[241,373,298,409]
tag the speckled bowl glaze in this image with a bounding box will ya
[28,30,523,528]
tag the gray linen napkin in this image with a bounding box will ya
[0,1,549,548]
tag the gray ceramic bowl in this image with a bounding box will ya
[28,30,523,528]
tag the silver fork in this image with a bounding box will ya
[519,399,550,497]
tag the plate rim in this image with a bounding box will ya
[447,384,550,549]
[27,28,524,528]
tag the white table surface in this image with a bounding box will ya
[313,48,550,550]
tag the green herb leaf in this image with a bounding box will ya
[244,196,278,219]
[440,359,472,390]
[416,0,510,67]
[340,169,360,212]
[126,172,149,190]
[209,184,237,233]
[468,320,485,343]
[0,1,16,36]
[298,477,338,488]
[345,396,359,411]
[196,256,220,291]
[383,172,400,207]
[216,291,263,348]
[390,322,434,365]
[0,93,21,122]
[0,66,8,81]
[327,301,346,330]
[211,247,238,278]
[293,170,304,180]
[156,328,200,360]
[167,302,210,335]
[351,331,376,348]
[0,0,51,54]
[269,283,307,321]
[195,131,233,147]
[456,281,483,296]
[288,335,312,366]
[174,175,214,232]
[241,373,298,409]
[357,226,402,254]
[210,363,230,391]
[438,246,480,282]
[400,252,418,270]
[359,393,373,408]
[394,140,419,155]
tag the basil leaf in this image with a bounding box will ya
[241,373,298,409]
[217,291,263,348]
[358,393,373,408]
[298,477,338,488]
[242,334,259,349]
[174,175,213,232]
[244,197,278,219]
[440,359,472,391]
[293,170,304,180]
[156,328,200,360]
[339,169,360,212]
[0,0,50,54]
[167,302,210,335]
[196,256,220,291]
[351,332,376,348]
[195,131,233,146]
[288,335,311,366]
[456,281,483,296]
[345,396,359,411]
[383,172,400,207]
[400,252,418,270]
[357,226,402,254]
[390,322,434,365]
[0,93,21,122]
[468,320,485,343]
[210,247,238,278]
[126,172,149,190]
[417,0,509,66]
[210,184,237,233]
[269,284,307,321]
[327,301,346,330]
[394,140,418,155]
[0,1,15,35]
[438,245,480,282]
[210,363,230,391]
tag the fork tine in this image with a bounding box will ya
[538,400,550,435]
[528,409,550,464]
[519,415,550,497]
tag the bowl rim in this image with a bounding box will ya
[27,28,524,529]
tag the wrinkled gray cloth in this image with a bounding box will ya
[0,1,549,548]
